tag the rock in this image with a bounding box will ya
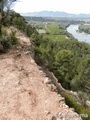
[70,90,73,93]
[15,80,21,86]
[51,116,57,120]
[70,91,78,96]
[58,97,65,103]
[85,100,90,107]
[47,84,57,92]
[58,94,61,97]
[44,77,51,84]
[51,84,57,92]
[15,53,21,58]
[24,51,31,55]
[73,92,78,96]
[31,59,34,63]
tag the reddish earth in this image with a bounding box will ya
[0,28,82,120]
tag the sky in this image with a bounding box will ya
[13,0,90,14]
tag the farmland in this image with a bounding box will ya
[30,21,73,41]
[79,23,90,34]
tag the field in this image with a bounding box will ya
[79,23,90,34]
[35,22,69,41]
[43,23,68,41]
[37,29,46,33]
[25,16,84,41]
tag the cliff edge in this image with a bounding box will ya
[0,28,82,120]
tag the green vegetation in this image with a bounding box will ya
[79,24,90,34]
[42,23,70,41]
[0,9,90,119]
[0,10,38,52]
[61,92,90,120]
[30,21,90,94]
[0,26,18,52]
[30,20,90,119]
[32,33,90,92]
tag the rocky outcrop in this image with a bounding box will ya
[44,70,66,92]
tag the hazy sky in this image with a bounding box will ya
[13,0,90,14]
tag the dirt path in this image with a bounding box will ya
[0,28,82,120]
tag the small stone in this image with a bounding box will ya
[51,84,57,92]
[73,92,77,96]
[45,100,48,103]
[58,97,65,102]
[16,53,21,57]
[24,51,31,55]
[31,59,34,63]
[85,100,90,107]
[51,115,57,120]
[44,78,51,84]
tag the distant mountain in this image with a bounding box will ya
[20,11,90,18]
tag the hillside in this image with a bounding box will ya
[0,27,82,120]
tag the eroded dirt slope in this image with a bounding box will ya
[0,28,82,120]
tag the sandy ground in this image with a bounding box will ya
[0,28,82,120]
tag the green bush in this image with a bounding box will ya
[1,26,7,36]
[77,91,89,102]
[61,92,82,112]
[1,35,11,49]
[1,27,18,50]
[80,108,90,120]
[61,92,90,120]
[10,31,18,45]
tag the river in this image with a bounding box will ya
[67,24,90,44]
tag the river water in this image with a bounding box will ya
[67,24,90,44]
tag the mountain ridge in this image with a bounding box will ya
[20,10,90,18]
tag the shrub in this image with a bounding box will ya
[61,92,82,112]
[1,26,7,36]
[77,91,89,103]
[1,35,11,49]
[80,108,90,120]
[10,31,18,45]
[61,92,90,120]
[1,27,18,51]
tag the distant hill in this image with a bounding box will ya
[20,10,90,18]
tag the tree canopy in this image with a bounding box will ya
[0,0,17,35]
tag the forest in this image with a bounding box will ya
[30,19,90,94]
[29,18,90,120]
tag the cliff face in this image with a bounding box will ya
[0,28,82,120]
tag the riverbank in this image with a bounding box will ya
[67,24,90,44]
[79,24,90,34]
